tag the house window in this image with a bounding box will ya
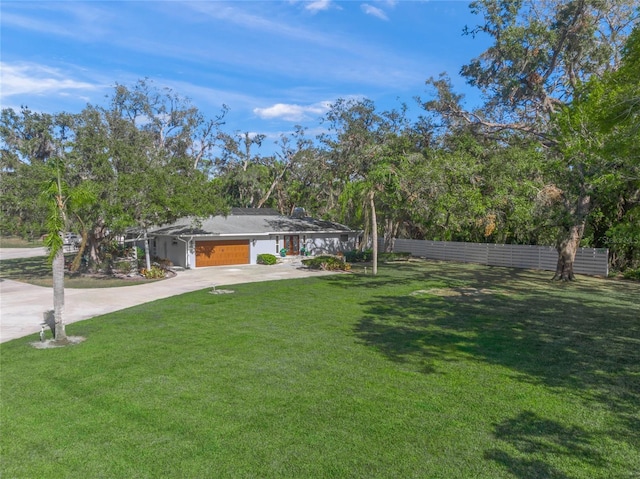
[340,234,349,242]
[275,236,280,253]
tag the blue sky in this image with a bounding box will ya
[1,1,491,149]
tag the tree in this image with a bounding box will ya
[367,108,435,252]
[1,108,56,238]
[321,99,382,273]
[41,158,94,342]
[215,131,269,208]
[601,26,640,273]
[67,81,228,271]
[3,80,230,273]
[258,126,314,212]
[322,99,423,274]
[553,25,640,275]
[1,109,72,341]
[35,111,95,342]
[421,0,637,279]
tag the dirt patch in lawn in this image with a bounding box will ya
[30,336,87,349]
[410,287,507,297]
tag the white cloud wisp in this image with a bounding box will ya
[361,4,389,21]
[253,101,331,122]
[0,62,99,100]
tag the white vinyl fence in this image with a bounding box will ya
[392,239,609,276]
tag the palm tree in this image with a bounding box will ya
[42,157,94,343]
[43,158,69,342]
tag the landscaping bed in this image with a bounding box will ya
[0,255,172,288]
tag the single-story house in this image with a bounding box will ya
[130,208,361,269]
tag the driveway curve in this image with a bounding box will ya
[0,258,335,343]
[0,247,49,260]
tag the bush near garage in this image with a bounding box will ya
[257,254,277,265]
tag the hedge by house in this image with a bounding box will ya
[302,255,351,271]
[345,250,411,263]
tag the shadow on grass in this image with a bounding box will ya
[322,262,429,289]
[485,411,605,479]
[0,256,51,280]
[352,261,640,473]
[326,259,554,291]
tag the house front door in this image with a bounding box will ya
[283,235,299,255]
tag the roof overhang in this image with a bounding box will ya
[148,230,361,238]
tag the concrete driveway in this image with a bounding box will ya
[0,248,334,343]
[0,247,49,260]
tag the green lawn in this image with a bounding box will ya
[1,261,638,478]
[0,236,44,248]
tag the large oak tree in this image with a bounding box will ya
[421,0,637,279]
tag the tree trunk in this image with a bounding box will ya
[70,229,88,272]
[52,246,67,341]
[553,224,583,280]
[370,190,378,276]
[553,194,591,281]
[383,218,399,253]
[144,229,152,271]
[87,221,107,269]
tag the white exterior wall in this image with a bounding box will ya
[155,236,188,268]
[252,238,276,263]
[305,233,358,255]
[186,241,196,269]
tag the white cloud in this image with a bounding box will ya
[0,62,99,99]
[1,12,73,37]
[253,102,331,122]
[305,0,332,13]
[361,4,389,21]
[183,2,340,48]
[1,4,114,42]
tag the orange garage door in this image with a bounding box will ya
[195,240,250,267]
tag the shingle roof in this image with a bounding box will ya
[143,208,356,237]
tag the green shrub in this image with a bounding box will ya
[344,250,411,263]
[344,250,372,262]
[141,265,165,279]
[379,252,412,262]
[113,260,133,275]
[302,255,351,271]
[622,267,640,281]
[257,254,277,265]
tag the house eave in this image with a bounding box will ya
[148,230,360,238]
